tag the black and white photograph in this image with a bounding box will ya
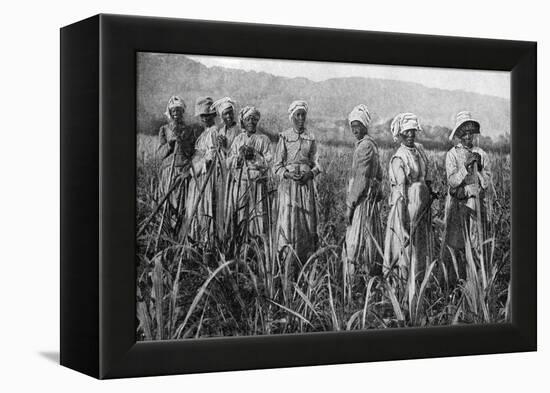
[0,0,544,390]
[136,53,511,340]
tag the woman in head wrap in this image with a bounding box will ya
[343,105,384,282]
[212,96,241,229]
[443,111,491,285]
[274,100,321,273]
[156,96,197,233]
[186,96,224,246]
[212,97,240,155]
[383,113,435,289]
[225,106,273,241]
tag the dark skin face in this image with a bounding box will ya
[243,114,259,135]
[292,109,307,132]
[199,113,217,127]
[400,129,416,148]
[350,121,368,140]
[169,107,185,124]
[221,108,235,127]
[460,130,475,149]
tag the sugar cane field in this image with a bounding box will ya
[136,133,511,340]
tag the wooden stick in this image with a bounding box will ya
[244,165,261,238]
[473,164,487,289]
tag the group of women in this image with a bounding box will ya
[157,94,491,287]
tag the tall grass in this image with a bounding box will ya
[136,134,511,340]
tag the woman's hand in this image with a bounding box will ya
[466,152,482,170]
[238,145,255,160]
[465,154,476,169]
[285,171,302,182]
[426,181,438,200]
[472,152,482,170]
[244,146,255,161]
[283,170,293,180]
[236,156,244,168]
[217,134,227,148]
[465,184,480,197]
[298,171,313,185]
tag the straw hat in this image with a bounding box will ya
[449,111,480,140]
[194,96,216,116]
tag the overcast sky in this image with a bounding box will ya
[187,55,510,99]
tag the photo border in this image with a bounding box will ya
[60,14,536,379]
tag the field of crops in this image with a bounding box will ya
[136,133,511,341]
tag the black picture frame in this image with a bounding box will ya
[60,14,536,379]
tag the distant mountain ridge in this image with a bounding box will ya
[137,54,510,138]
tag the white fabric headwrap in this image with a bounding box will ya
[348,104,371,128]
[212,97,236,116]
[288,100,309,122]
[390,112,422,142]
[164,96,186,119]
[239,106,261,127]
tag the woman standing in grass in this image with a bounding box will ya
[343,104,384,279]
[274,100,321,269]
[156,96,197,234]
[443,111,491,284]
[384,113,435,288]
[186,96,223,246]
[225,106,273,240]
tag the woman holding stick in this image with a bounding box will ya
[442,111,491,285]
[343,104,384,280]
[185,96,223,246]
[156,96,196,235]
[225,106,273,240]
[383,113,435,288]
[274,100,321,272]
[212,96,241,237]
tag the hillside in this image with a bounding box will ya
[137,53,510,142]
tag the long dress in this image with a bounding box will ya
[185,125,224,245]
[274,128,321,266]
[384,143,434,284]
[343,135,384,276]
[218,122,241,156]
[225,131,273,239]
[443,143,491,278]
[218,122,241,229]
[157,122,197,232]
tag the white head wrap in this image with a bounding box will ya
[348,104,372,129]
[390,113,422,142]
[288,100,309,122]
[239,106,261,127]
[164,96,186,120]
[212,97,236,116]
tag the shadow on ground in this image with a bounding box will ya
[39,351,59,364]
